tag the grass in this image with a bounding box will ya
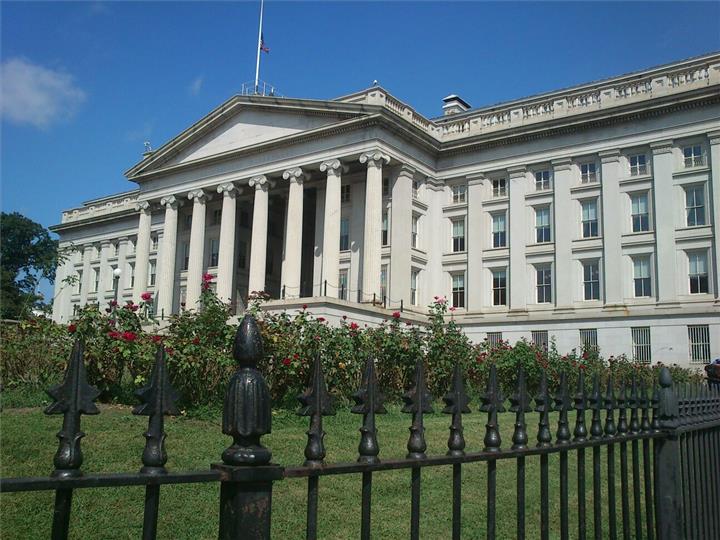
[1,403,653,539]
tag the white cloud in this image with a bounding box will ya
[0,57,86,129]
[188,75,204,96]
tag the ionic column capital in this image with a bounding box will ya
[217,183,241,198]
[320,159,349,174]
[160,195,183,209]
[282,167,309,185]
[249,175,272,191]
[135,200,152,213]
[360,151,390,168]
[187,189,212,203]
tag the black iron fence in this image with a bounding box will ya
[1,314,719,539]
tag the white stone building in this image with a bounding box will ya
[52,53,720,367]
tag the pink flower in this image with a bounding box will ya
[392,311,401,319]
[449,306,456,312]
[141,292,152,302]
[203,273,214,282]
[350,322,359,331]
[282,358,291,366]
[67,324,77,334]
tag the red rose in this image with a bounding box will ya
[151,335,163,343]
[165,347,174,356]
[579,364,587,370]
[141,292,152,302]
[67,324,76,334]
[350,322,359,330]
[192,337,200,345]
[392,311,401,319]
[122,331,137,341]
[282,358,291,366]
[302,304,308,310]
[203,273,214,282]
[109,300,118,307]
[317,317,325,322]
[108,330,120,339]
[293,353,299,359]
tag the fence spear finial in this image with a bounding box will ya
[509,366,531,450]
[604,373,617,438]
[297,354,335,466]
[443,363,471,457]
[589,372,603,439]
[534,369,552,447]
[45,340,100,477]
[629,373,640,434]
[133,345,179,474]
[352,356,386,464]
[402,359,434,459]
[554,371,571,444]
[480,364,505,452]
[573,369,588,442]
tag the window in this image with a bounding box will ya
[338,269,348,300]
[341,184,351,204]
[581,200,599,238]
[581,163,597,183]
[148,261,157,286]
[240,210,250,228]
[129,263,135,288]
[452,185,467,204]
[109,266,118,291]
[238,240,247,269]
[487,332,503,347]
[151,235,159,251]
[410,269,419,306]
[184,214,192,230]
[182,242,190,271]
[382,177,390,197]
[688,252,709,294]
[536,266,552,303]
[382,212,389,246]
[535,170,551,191]
[452,273,465,309]
[452,218,465,252]
[492,269,507,306]
[632,327,651,364]
[633,257,652,297]
[688,325,711,364]
[340,219,350,251]
[683,145,705,168]
[266,250,274,275]
[411,215,419,249]
[583,261,600,300]
[492,178,507,198]
[179,286,187,307]
[535,207,551,243]
[412,180,420,199]
[209,239,219,267]
[631,193,650,232]
[380,265,388,300]
[580,329,598,349]
[492,213,507,248]
[92,268,99,292]
[532,330,549,350]
[76,270,83,294]
[629,154,647,176]
[110,242,118,257]
[685,185,706,227]
[212,209,222,226]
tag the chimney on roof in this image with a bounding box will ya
[442,94,470,116]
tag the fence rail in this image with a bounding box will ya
[1,314,718,540]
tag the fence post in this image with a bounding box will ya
[654,367,683,540]
[214,315,283,540]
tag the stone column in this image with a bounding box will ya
[157,195,181,317]
[186,189,211,309]
[216,183,239,304]
[708,130,720,301]
[133,201,153,303]
[248,175,270,294]
[320,159,344,297]
[651,141,677,305]
[508,166,527,312]
[98,240,112,303]
[360,151,389,302]
[599,150,623,307]
[117,237,129,301]
[552,159,574,309]
[80,244,92,305]
[390,165,414,306]
[466,173,485,311]
[52,255,72,322]
[281,167,306,298]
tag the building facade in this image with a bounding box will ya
[52,53,720,367]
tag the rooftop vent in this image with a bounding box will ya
[442,94,471,116]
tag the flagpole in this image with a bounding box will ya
[254,0,264,94]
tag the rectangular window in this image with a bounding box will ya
[452,218,465,252]
[341,184,351,204]
[689,251,709,294]
[535,170,551,191]
[212,209,222,226]
[487,332,503,347]
[380,265,388,300]
[535,207,551,243]
[583,261,600,300]
[412,180,420,199]
[581,199,599,238]
[338,269,349,300]
[410,269,419,306]
[151,235,159,251]
[209,239,219,267]
[683,145,705,168]
[633,257,652,297]
[492,178,507,198]
[532,330,549,350]
[536,265,552,303]
[92,268,99,292]
[129,263,135,288]
[382,212,389,246]
[109,265,118,291]
[688,325,711,364]
[452,185,467,204]
[411,215,419,249]
[492,213,507,248]
[580,328,598,349]
[629,154,647,176]
[240,210,250,228]
[685,185,706,227]
[631,193,650,232]
[238,240,247,269]
[581,163,597,183]
[182,242,190,271]
[184,214,193,230]
[76,270,83,294]
[148,261,157,287]
[452,273,465,309]
[340,219,350,251]
[632,327,651,364]
[382,177,390,198]
[492,269,507,306]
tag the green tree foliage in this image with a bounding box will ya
[0,212,61,319]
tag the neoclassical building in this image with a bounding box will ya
[52,52,720,367]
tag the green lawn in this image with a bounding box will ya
[1,403,652,539]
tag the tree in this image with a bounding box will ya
[1,212,61,319]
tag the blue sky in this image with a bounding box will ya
[2,1,719,299]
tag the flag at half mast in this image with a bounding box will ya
[260,33,269,53]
